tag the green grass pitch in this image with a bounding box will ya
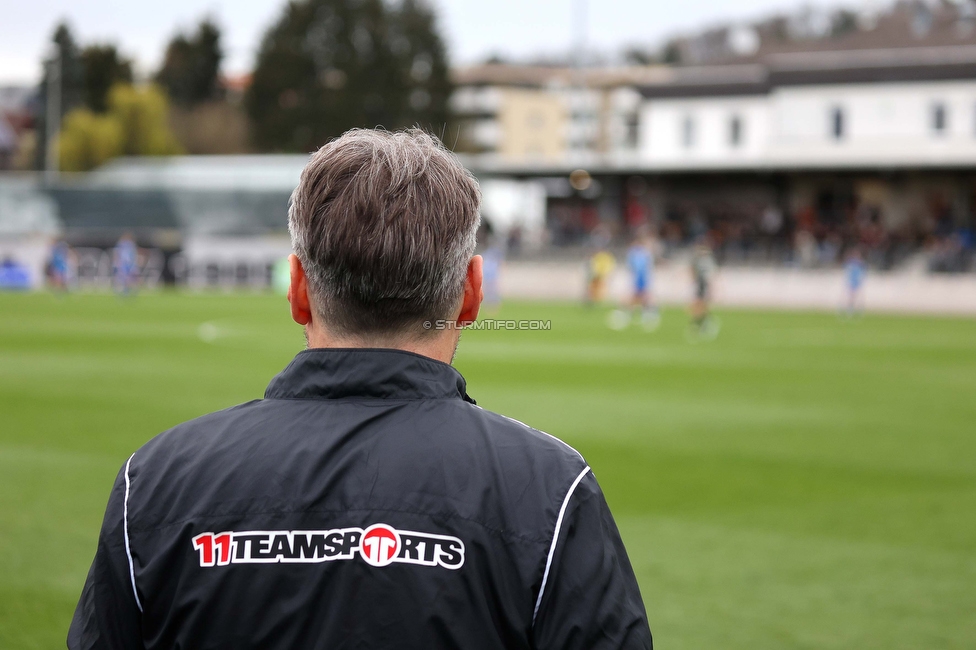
[1,292,974,649]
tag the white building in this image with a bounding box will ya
[638,46,976,171]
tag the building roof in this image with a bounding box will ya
[220,74,252,93]
[454,7,976,100]
[665,0,976,66]
[636,43,976,98]
[451,63,672,89]
[637,65,769,98]
[753,1,976,61]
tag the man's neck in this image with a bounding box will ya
[305,327,460,365]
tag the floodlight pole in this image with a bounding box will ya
[45,50,61,181]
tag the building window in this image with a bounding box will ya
[682,115,695,148]
[932,102,947,135]
[830,106,845,140]
[729,115,743,147]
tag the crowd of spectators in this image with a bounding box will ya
[547,193,976,273]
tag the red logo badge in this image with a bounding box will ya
[359,523,401,567]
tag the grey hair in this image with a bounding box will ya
[288,128,481,338]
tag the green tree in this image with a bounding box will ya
[108,84,183,156]
[81,45,133,113]
[156,18,223,106]
[246,0,451,152]
[58,109,123,172]
[57,83,182,171]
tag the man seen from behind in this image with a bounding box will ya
[68,129,652,650]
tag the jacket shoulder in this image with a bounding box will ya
[455,400,588,471]
[136,399,265,458]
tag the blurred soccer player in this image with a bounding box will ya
[585,247,615,305]
[689,237,718,338]
[844,247,866,317]
[49,240,73,292]
[626,233,660,330]
[584,225,614,306]
[112,233,138,296]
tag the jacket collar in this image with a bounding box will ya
[265,348,475,404]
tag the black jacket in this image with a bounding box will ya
[69,348,651,649]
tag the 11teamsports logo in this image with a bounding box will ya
[191,523,464,570]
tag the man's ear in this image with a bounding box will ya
[287,254,313,326]
[457,255,484,327]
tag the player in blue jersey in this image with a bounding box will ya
[49,240,73,292]
[626,232,660,330]
[113,233,139,296]
[844,247,866,317]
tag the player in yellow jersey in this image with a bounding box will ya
[586,249,615,305]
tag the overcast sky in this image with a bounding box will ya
[0,0,845,85]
